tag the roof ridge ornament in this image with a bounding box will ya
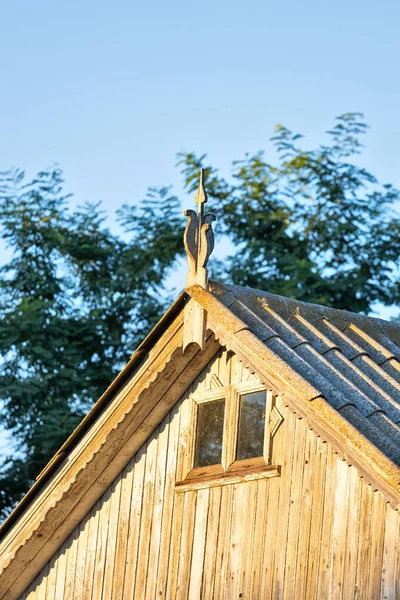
[183,169,216,351]
[183,168,216,288]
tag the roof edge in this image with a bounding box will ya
[0,290,188,543]
[187,284,400,507]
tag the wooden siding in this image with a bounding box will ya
[20,349,400,600]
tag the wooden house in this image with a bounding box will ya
[0,172,399,599]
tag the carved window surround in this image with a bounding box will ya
[175,382,283,492]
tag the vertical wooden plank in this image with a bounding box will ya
[367,492,386,599]
[341,468,361,599]
[54,547,68,600]
[144,417,170,600]
[328,458,351,600]
[111,463,135,600]
[35,564,49,600]
[306,435,328,598]
[238,480,258,599]
[283,417,307,598]
[122,445,147,599]
[102,475,123,599]
[176,491,197,600]
[259,403,286,598]
[222,385,239,469]
[317,446,338,598]
[226,349,234,387]
[201,486,222,599]
[230,352,243,385]
[44,552,58,600]
[203,349,214,390]
[166,392,197,600]
[263,390,274,465]
[155,404,182,598]
[64,528,79,600]
[226,483,248,599]
[212,484,234,600]
[91,485,112,599]
[249,477,269,599]
[81,503,100,599]
[381,506,400,600]
[165,491,185,600]
[240,360,251,382]
[293,427,316,598]
[133,433,159,597]
[176,390,195,482]
[218,348,231,387]
[188,488,210,599]
[353,481,373,599]
[72,514,90,600]
[269,408,296,596]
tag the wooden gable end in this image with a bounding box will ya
[0,303,221,600]
[18,349,400,600]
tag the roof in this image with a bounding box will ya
[1,280,400,600]
[208,281,400,466]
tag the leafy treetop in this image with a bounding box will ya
[1,113,399,519]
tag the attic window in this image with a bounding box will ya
[236,391,266,461]
[176,383,282,492]
[194,399,225,467]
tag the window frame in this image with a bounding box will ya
[175,382,281,492]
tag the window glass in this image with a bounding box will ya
[194,399,225,468]
[236,391,266,460]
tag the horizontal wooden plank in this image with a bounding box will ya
[175,465,280,492]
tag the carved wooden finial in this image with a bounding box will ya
[183,168,216,289]
[183,169,216,351]
[194,168,207,209]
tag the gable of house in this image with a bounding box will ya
[1,279,400,599]
[2,165,400,600]
[17,347,400,600]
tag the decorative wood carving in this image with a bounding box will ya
[210,373,224,388]
[183,169,216,351]
[270,403,284,439]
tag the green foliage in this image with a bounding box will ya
[179,113,400,312]
[0,168,183,518]
[1,113,400,519]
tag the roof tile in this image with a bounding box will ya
[211,281,400,466]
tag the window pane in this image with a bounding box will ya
[194,400,225,468]
[236,391,266,460]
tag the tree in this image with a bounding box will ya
[180,113,400,312]
[1,112,399,518]
[0,168,183,518]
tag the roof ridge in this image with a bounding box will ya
[210,280,400,333]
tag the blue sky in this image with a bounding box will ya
[0,0,400,450]
[1,0,399,218]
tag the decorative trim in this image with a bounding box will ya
[210,373,224,388]
[175,464,280,492]
[270,404,284,439]
[183,169,216,350]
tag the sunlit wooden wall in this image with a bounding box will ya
[20,349,400,600]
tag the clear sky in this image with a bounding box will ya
[0,0,399,451]
[1,0,399,216]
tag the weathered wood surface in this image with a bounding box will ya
[19,349,400,600]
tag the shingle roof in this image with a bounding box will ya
[210,281,400,467]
